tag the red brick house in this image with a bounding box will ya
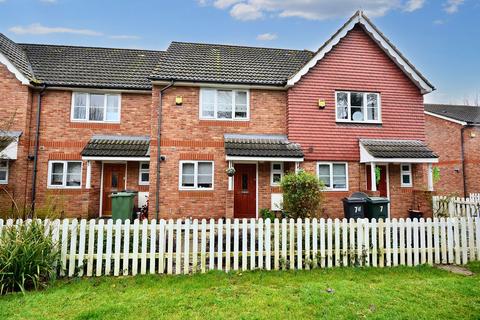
[425,104,480,197]
[0,11,438,220]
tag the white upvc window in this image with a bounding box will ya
[271,162,284,186]
[71,92,121,123]
[48,161,82,188]
[0,160,8,184]
[200,88,249,120]
[139,162,150,185]
[400,164,413,187]
[179,161,214,190]
[317,162,348,191]
[335,91,381,123]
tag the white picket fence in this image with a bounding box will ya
[433,196,480,218]
[1,217,479,277]
[470,193,480,202]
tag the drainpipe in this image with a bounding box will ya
[155,81,174,220]
[30,84,47,215]
[460,126,468,199]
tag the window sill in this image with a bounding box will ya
[199,120,249,127]
[336,120,382,125]
[69,122,120,129]
[323,189,349,192]
[179,188,214,191]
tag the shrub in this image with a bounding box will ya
[0,220,59,294]
[259,208,275,220]
[281,170,324,219]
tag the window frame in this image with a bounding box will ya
[70,92,122,123]
[400,163,413,187]
[47,160,83,189]
[335,91,381,124]
[270,162,284,186]
[138,161,150,186]
[316,162,349,191]
[199,88,250,121]
[178,160,214,191]
[0,160,8,184]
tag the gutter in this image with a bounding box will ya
[30,84,47,215]
[155,80,174,220]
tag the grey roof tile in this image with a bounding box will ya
[360,139,437,159]
[0,33,34,80]
[82,135,150,157]
[20,43,164,89]
[151,42,313,85]
[425,104,480,124]
[224,134,304,158]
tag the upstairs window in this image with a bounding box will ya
[179,161,214,190]
[200,88,249,120]
[48,161,82,188]
[71,93,121,123]
[0,160,8,184]
[336,91,380,123]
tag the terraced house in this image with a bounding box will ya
[0,11,439,220]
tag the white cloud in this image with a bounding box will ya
[8,23,103,36]
[404,0,425,12]
[230,2,263,20]
[109,35,141,40]
[433,19,445,25]
[256,32,277,41]
[444,0,464,13]
[40,0,57,3]
[198,0,432,21]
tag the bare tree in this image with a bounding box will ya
[463,92,480,106]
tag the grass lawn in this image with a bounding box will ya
[1,265,480,320]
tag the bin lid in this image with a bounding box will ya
[110,192,136,197]
[350,192,369,199]
[367,197,390,204]
[343,197,367,203]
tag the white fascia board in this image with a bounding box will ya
[286,13,434,94]
[424,111,467,126]
[359,143,438,164]
[0,52,30,85]
[82,156,150,162]
[225,156,304,162]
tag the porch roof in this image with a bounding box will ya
[224,134,304,161]
[81,135,150,159]
[0,131,22,160]
[359,139,438,163]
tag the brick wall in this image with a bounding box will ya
[0,64,33,217]
[25,89,152,218]
[149,85,288,219]
[299,161,432,219]
[425,114,480,196]
[287,25,426,162]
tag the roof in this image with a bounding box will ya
[360,139,438,159]
[150,41,313,85]
[0,33,34,81]
[287,11,435,94]
[20,43,164,90]
[81,135,150,157]
[224,134,304,158]
[425,104,480,125]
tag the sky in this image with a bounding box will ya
[0,0,479,104]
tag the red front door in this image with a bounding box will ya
[366,165,388,197]
[234,164,256,219]
[102,163,126,216]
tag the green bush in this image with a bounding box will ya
[0,220,59,294]
[281,170,324,219]
[259,208,275,220]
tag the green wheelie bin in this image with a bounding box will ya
[110,192,136,221]
[366,197,390,220]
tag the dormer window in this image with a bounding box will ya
[200,88,249,120]
[71,92,121,123]
[335,91,380,123]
